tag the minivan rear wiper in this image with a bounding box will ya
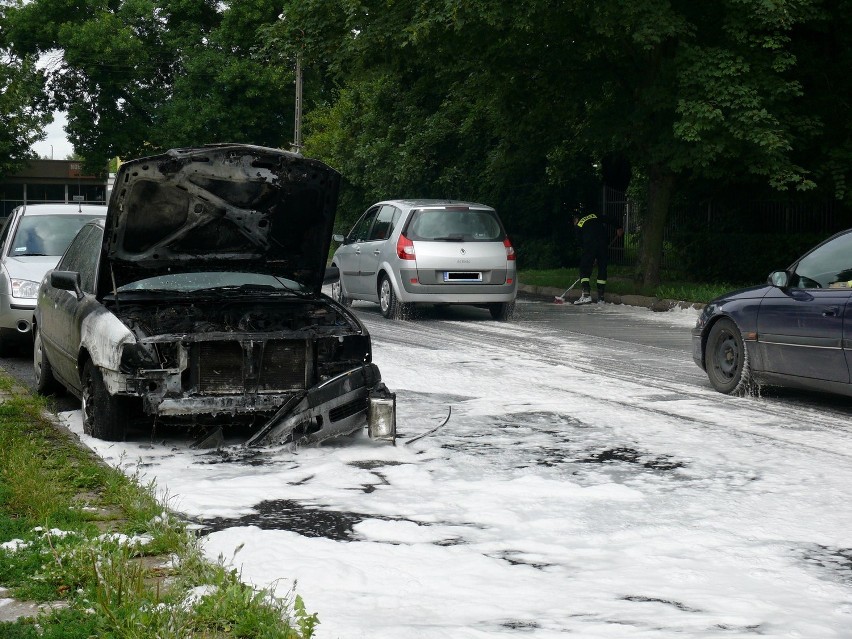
[433,235,466,241]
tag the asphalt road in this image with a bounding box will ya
[1,338,79,411]
[9,291,852,638]
[354,292,852,421]
[41,290,852,639]
[2,291,849,420]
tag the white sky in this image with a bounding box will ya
[58,300,852,638]
[31,111,74,160]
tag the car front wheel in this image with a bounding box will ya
[705,318,752,395]
[81,361,129,441]
[33,327,63,395]
[379,275,411,319]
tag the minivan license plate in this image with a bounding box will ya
[444,272,482,282]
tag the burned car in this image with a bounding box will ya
[33,144,396,445]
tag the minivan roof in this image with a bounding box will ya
[377,199,495,210]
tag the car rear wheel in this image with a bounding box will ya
[705,318,752,395]
[330,277,352,307]
[81,361,129,441]
[379,275,411,319]
[33,327,63,395]
[489,302,515,321]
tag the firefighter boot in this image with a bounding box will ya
[574,286,593,305]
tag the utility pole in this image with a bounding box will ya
[292,54,302,153]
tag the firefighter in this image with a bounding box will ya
[572,204,624,305]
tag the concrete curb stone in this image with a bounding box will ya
[519,284,706,311]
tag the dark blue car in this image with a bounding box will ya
[693,228,852,396]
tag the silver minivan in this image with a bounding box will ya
[330,199,517,320]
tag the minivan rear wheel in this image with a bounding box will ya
[379,275,411,319]
[489,302,515,321]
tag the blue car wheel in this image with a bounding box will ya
[706,318,753,395]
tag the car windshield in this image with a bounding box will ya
[10,215,102,256]
[406,208,503,241]
[116,272,308,294]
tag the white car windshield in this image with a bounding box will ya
[11,215,103,256]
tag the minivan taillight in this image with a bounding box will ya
[397,234,416,260]
[504,237,516,261]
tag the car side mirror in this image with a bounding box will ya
[323,265,340,284]
[332,234,345,243]
[768,270,790,288]
[51,270,83,300]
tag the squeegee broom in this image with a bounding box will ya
[554,278,581,304]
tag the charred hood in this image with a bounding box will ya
[102,144,340,295]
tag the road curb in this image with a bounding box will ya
[518,284,706,312]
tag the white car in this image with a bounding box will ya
[0,203,106,356]
[330,199,517,320]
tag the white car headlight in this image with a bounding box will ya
[10,278,40,299]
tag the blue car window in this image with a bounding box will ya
[794,230,852,289]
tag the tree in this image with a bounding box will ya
[2,0,295,173]
[0,14,52,178]
[266,1,826,282]
[540,0,820,285]
[5,0,838,281]
[787,0,852,206]
[265,1,592,246]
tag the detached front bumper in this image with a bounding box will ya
[235,363,395,446]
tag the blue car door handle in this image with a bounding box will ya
[823,306,840,317]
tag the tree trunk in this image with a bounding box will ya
[634,165,676,288]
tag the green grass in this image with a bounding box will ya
[519,266,742,304]
[0,374,316,638]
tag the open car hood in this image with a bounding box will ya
[102,144,340,295]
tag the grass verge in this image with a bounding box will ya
[0,372,317,638]
[519,266,743,304]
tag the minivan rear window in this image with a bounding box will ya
[406,209,503,242]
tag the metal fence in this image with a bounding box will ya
[602,186,849,269]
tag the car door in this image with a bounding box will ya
[39,224,102,388]
[335,206,379,296]
[358,205,400,294]
[757,230,852,384]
